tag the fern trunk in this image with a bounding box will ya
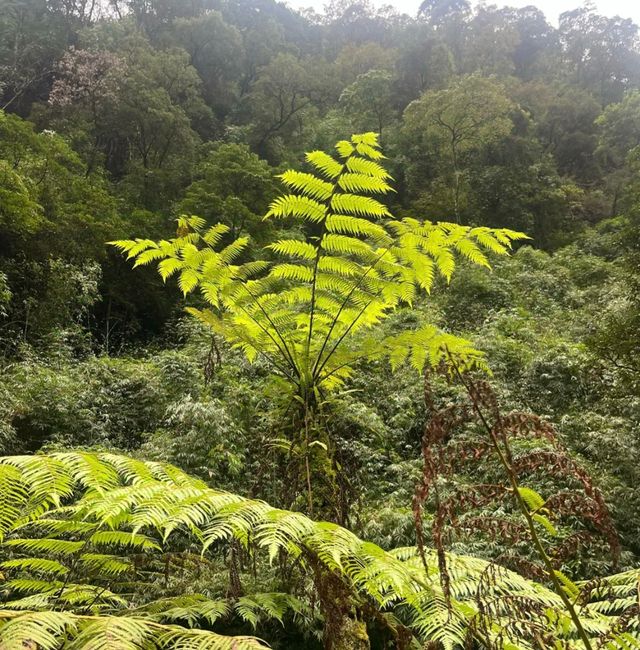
[314,567,370,650]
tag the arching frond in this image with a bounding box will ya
[266,195,326,223]
[0,610,267,649]
[1,452,633,650]
[266,239,317,260]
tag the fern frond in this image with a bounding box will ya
[89,530,160,551]
[5,538,85,555]
[111,134,526,404]
[267,239,317,260]
[266,195,326,223]
[305,150,343,179]
[330,193,390,218]
[157,258,183,281]
[0,452,634,649]
[1,558,68,577]
[335,140,354,158]
[270,264,315,283]
[354,142,385,160]
[383,325,488,375]
[0,465,27,541]
[338,173,392,194]
[202,223,231,245]
[219,237,250,264]
[107,239,157,259]
[178,268,201,295]
[325,215,389,242]
[453,238,490,268]
[74,554,131,577]
[345,156,390,179]
[0,610,268,649]
[278,170,333,201]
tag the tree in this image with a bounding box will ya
[171,11,243,126]
[461,5,520,76]
[467,134,581,247]
[417,0,469,69]
[418,0,470,26]
[333,41,397,87]
[597,90,640,215]
[47,46,126,174]
[245,53,329,160]
[508,6,557,80]
[515,82,602,184]
[339,69,396,135]
[0,109,120,258]
[587,151,640,391]
[402,75,516,221]
[395,25,453,103]
[559,5,640,107]
[176,143,278,242]
[0,0,72,114]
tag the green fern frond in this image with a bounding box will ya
[89,530,160,551]
[202,223,231,245]
[219,237,250,264]
[107,239,157,259]
[76,554,132,576]
[453,238,490,268]
[266,195,326,223]
[532,513,558,537]
[517,487,546,512]
[132,247,166,267]
[5,538,85,555]
[345,156,390,179]
[335,140,354,158]
[278,170,333,201]
[305,150,343,179]
[0,610,267,650]
[330,193,390,217]
[111,134,525,402]
[270,263,315,283]
[338,172,392,194]
[157,258,183,281]
[0,465,27,542]
[0,452,635,649]
[325,214,389,242]
[1,558,69,577]
[267,239,317,260]
[384,325,488,375]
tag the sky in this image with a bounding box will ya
[285,0,640,25]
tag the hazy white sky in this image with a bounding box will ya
[285,0,640,24]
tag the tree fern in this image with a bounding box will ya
[0,610,267,649]
[110,133,527,401]
[0,452,637,650]
[109,133,532,520]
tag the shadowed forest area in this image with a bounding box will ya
[0,0,639,647]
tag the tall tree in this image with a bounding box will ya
[559,5,640,106]
[402,74,516,221]
[339,69,396,135]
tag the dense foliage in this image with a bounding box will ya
[1,0,640,646]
